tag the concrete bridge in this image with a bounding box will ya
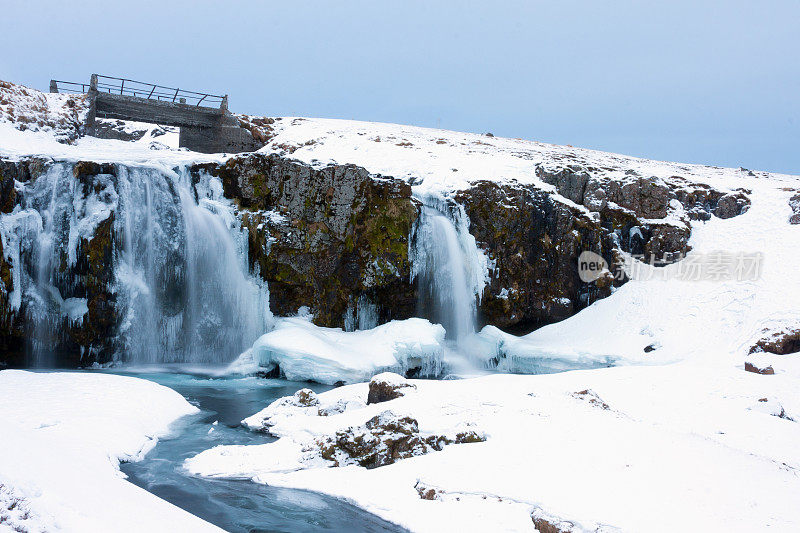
[50,74,262,154]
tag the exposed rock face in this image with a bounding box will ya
[1,148,753,366]
[452,163,747,332]
[457,180,619,331]
[193,153,420,328]
[367,372,416,404]
[714,192,751,219]
[316,410,485,469]
[538,165,751,223]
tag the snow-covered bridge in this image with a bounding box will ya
[50,74,261,154]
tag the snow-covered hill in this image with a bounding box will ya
[256,116,792,195]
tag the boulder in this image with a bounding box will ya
[745,362,775,375]
[292,388,320,407]
[714,192,751,219]
[789,193,800,224]
[367,372,416,404]
[749,326,800,355]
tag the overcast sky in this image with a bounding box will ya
[2,1,798,174]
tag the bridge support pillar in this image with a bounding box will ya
[179,123,262,154]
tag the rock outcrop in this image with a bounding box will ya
[750,326,800,355]
[193,153,420,328]
[789,193,800,225]
[316,410,484,469]
[745,362,775,375]
[457,181,618,331]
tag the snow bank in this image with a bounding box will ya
[0,370,220,532]
[226,317,446,384]
[187,363,800,533]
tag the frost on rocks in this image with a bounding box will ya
[242,386,367,432]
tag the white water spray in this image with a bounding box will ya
[114,166,271,363]
[410,200,488,344]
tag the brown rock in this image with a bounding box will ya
[367,373,416,404]
[749,328,800,355]
[745,362,775,375]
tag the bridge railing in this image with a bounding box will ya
[50,75,227,109]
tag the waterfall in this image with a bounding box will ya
[114,166,271,364]
[410,200,488,343]
[0,162,271,366]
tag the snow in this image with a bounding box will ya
[226,316,446,384]
[186,363,800,532]
[0,370,221,532]
[0,121,223,171]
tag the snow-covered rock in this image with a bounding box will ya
[367,372,417,404]
[0,80,88,142]
[226,317,446,384]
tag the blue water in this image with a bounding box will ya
[104,368,405,533]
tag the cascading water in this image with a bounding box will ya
[410,200,488,344]
[114,166,271,364]
[0,162,271,366]
[0,163,94,366]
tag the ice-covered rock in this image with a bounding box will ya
[227,317,446,384]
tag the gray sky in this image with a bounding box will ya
[2,0,798,174]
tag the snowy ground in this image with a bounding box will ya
[0,370,220,532]
[187,362,800,532]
